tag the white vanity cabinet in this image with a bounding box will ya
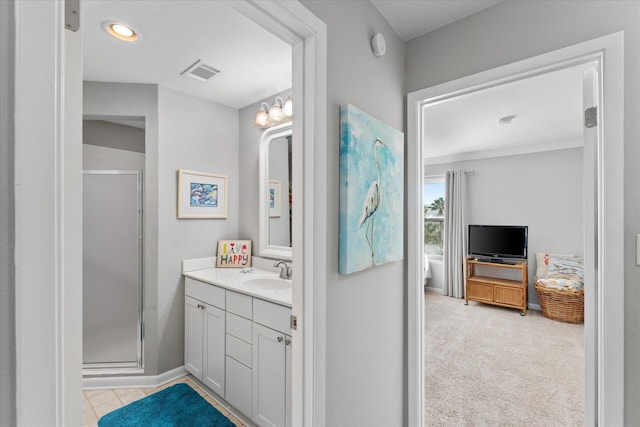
[252,299,292,427]
[184,281,226,397]
[184,273,291,426]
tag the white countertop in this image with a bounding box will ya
[183,264,292,308]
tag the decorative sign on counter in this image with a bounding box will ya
[216,240,252,268]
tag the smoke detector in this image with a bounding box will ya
[181,60,222,82]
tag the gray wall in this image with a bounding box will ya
[301,2,406,425]
[83,145,145,171]
[0,0,15,424]
[406,1,640,423]
[425,148,584,306]
[83,120,145,153]
[156,86,239,372]
[84,81,161,375]
[83,119,145,170]
[84,83,240,375]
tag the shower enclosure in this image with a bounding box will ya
[82,170,143,372]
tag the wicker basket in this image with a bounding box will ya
[534,280,584,324]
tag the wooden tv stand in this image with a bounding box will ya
[465,258,528,316]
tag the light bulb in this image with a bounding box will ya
[112,24,134,37]
[254,103,270,127]
[283,95,293,118]
[105,22,139,42]
[268,97,284,122]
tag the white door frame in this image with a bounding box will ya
[407,32,624,426]
[229,3,328,424]
[14,1,327,425]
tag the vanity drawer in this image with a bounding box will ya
[253,299,291,334]
[226,312,252,344]
[226,290,252,319]
[226,333,252,368]
[185,277,225,310]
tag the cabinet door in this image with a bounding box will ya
[467,281,494,302]
[285,334,291,427]
[204,303,225,395]
[252,323,287,427]
[185,296,204,379]
[226,356,252,416]
[494,286,523,307]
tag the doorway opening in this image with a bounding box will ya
[407,32,624,426]
[13,0,326,424]
[420,62,591,424]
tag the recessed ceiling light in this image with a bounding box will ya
[104,22,139,42]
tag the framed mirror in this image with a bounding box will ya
[259,121,292,260]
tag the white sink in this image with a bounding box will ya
[242,277,292,291]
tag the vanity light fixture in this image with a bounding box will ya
[254,103,270,128]
[268,97,285,122]
[254,95,293,128]
[104,22,139,42]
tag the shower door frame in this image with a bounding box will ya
[82,170,144,374]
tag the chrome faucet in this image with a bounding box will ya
[273,260,292,279]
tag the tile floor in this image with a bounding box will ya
[82,375,247,427]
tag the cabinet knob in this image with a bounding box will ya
[277,336,284,343]
[285,338,291,346]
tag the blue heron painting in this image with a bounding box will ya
[339,104,404,275]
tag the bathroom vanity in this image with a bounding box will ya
[183,257,292,427]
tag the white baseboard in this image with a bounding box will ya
[82,366,187,390]
[424,286,443,294]
[528,303,541,311]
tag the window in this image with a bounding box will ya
[424,176,445,260]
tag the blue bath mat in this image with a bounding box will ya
[98,383,235,427]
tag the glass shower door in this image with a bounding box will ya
[82,170,143,371]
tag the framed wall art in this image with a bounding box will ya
[177,169,228,219]
[268,179,281,218]
[339,104,405,275]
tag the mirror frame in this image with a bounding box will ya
[259,121,292,260]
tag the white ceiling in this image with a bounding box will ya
[83,1,292,110]
[83,1,580,161]
[422,65,588,164]
[83,1,506,111]
[371,0,502,42]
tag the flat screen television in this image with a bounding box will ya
[468,225,528,261]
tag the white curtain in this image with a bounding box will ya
[444,170,467,298]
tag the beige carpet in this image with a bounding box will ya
[425,292,584,426]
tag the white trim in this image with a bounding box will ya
[82,366,187,390]
[258,121,293,260]
[528,303,541,311]
[423,175,445,184]
[424,287,443,295]
[193,2,329,425]
[15,1,71,425]
[407,32,624,427]
[406,73,425,427]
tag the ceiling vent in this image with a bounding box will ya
[181,60,222,82]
